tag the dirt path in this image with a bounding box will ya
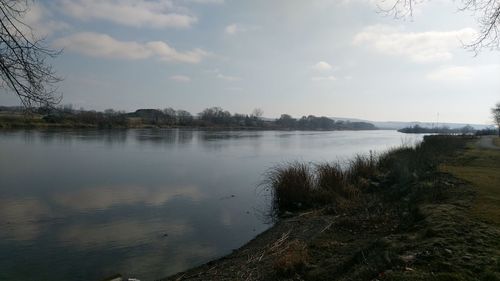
[478,136,500,150]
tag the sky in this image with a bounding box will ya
[0,0,499,124]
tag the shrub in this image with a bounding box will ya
[316,163,360,200]
[316,163,346,195]
[347,153,378,188]
[265,162,315,215]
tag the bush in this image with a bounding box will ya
[347,153,378,188]
[265,162,315,215]
[264,136,471,216]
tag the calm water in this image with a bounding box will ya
[0,129,423,281]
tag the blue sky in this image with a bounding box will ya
[0,0,499,124]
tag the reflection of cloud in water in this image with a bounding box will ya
[59,219,192,248]
[220,210,234,227]
[116,243,217,279]
[0,198,50,241]
[53,185,203,211]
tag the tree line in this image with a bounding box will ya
[399,124,482,135]
[0,105,376,131]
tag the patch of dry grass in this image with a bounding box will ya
[494,137,500,147]
[272,239,310,277]
[441,142,500,225]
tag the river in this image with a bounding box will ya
[0,129,424,281]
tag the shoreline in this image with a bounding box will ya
[0,123,381,131]
[157,136,500,281]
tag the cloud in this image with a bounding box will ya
[217,73,242,81]
[59,0,197,28]
[53,32,208,63]
[207,69,242,81]
[184,0,224,3]
[427,64,500,82]
[353,25,476,63]
[224,23,259,35]
[427,66,474,81]
[225,24,240,35]
[312,61,333,71]
[170,75,191,82]
[312,75,337,81]
[20,2,69,37]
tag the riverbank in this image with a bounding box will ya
[0,108,377,131]
[160,136,500,281]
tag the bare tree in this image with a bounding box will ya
[0,0,61,110]
[380,0,500,51]
[492,102,500,136]
[251,108,264,119]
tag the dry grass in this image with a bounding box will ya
[315,163,361,200]
[494,137,500,147]
[347,153,378,187]
[441,143,500,225]
[265,136,471,216]
[265,162,315,215]
[272,239,310,277]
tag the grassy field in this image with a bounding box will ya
[442,138,500,226]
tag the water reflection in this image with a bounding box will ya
[0,129,424,281]
[0,198,50,241]
[53,185,203,212]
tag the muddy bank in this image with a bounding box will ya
[161,173,499,281]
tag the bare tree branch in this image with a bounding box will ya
[0,0,61,111]
[378,0,500,52]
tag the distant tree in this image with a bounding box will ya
[276,114,297,129]
[163,107,176,124]
[104,109,116,115]
[251,108,264,119]
[492,102,500,136]
[232,113,246,125]
[199,107,232,125]
[460,125,475,134]
[61,104,73,114]
[176,110,193,125]
[0,0,61,109]
[382,0,500,51]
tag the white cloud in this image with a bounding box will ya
[427,64,500,82]
[20,2,69,37]
[59,0,197,28]
[53,32,208,63]
[170,75,191,82]
[184,0,224,3]
[225,24,239,35]
[353,25,476,63]
[312,61,333,71]
[217,73,241,81]
[312,75,337,81]
[224,23,259,35]
[206,68,242,81]
[427,66,474,81]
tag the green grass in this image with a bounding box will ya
[441,141,500,225]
